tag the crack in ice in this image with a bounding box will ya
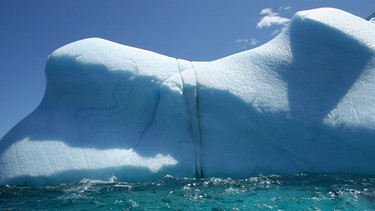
[176,59,203,178]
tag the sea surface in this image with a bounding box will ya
[1,174,374,210]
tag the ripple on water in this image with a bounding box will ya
[0,174,374,210]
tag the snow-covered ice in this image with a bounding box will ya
[1,8,375,185]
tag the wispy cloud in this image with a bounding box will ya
[236,38,259,50]
[256,8,290,29]
[236,39,249,49]
[250,38,259,46]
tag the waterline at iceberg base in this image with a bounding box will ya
[1,8,375,185]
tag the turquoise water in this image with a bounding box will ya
[1,174,374,210]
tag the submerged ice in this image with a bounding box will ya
[1,8,375,185]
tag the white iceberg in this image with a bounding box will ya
[1,8,375,185]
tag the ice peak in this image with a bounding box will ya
[289,7,375,53]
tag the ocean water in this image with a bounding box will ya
[1,174,374,210]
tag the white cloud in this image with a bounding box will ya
[236,38,249,49]
[235,7,291,50]
[259,8,278,16]
[281,6,291,11]
[250,38,259,46]
[236,38,259,50]
[256,8,290,29]
[236,38,248,43]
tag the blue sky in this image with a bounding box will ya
[0,0,374,138]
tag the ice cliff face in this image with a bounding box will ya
[1,8,375,185]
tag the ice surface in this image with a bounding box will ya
[1,8,375,185]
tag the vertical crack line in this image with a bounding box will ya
[191,62,203,178]
[175,59,197,177]
[176,59,203,178]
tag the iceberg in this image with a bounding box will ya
[1,8,375,185]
